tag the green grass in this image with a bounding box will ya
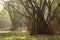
[0,32,60,40]
[0,33,60,40]
[0,36,60,40]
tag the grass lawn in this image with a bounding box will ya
[0,30,60,40]
[0,33,60,40]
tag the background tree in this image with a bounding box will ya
[4,1,25,31]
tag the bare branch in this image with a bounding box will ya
[42,0,47,10]
[53,3,60,15]
[50,0,54,6]
[5,2,30,19]
[19,0,32,12]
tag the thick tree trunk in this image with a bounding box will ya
[28,16,48,35]
[36,9,48,34]
[28,9,48,35]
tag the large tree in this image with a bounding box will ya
[4,0,60,35]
